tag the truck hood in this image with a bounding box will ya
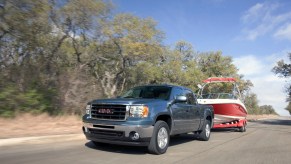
[91,98,166,105]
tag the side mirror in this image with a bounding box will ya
[175,95,187,102]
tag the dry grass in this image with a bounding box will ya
[247,114,280,121]
[0,113,82,139]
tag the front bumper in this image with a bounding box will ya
[82,122,153,146]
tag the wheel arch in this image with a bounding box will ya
[201,107,214,129]
[154,114,172,132]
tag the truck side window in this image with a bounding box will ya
[171,87,184,100]
[193,93,198,104]
[185,90,195,105]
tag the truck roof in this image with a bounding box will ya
[134,84,193,91]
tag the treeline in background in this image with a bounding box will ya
[0,0,278,117]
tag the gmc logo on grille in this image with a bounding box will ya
[98,108,114,114]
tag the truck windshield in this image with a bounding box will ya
[120,86,171,100]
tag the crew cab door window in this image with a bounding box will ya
[170,87,184,101]
[185,90,196,105]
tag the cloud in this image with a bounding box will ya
[274,23,291,40]
[239,2,291,41]
[241,3,274,24]
[234,53,290,116]
[233,55,264,76]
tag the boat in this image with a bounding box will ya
[197,77,247,132]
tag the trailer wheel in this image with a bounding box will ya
[148,121,170,155]
[239,122,246,132]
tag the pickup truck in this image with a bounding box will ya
[82,84,214,154]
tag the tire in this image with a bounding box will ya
[197,119,211,141]
[148,121,170,155]
[238,123,246,132]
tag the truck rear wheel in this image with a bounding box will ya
[197,119,211,141]
[148,121,170,155]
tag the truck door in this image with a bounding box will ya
[184,90,201,131]
[170,87,189,133]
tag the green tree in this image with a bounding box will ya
[244,94,278,115]
[272,53,291,114]
[88,13,164,97]
[244,93,260,114]
[131,41,205,91]
[49,0,114,113]
[167,41,204,90]
[0,0,259,117]
[0,0,61,116]
[0,0,113,116]
[259,105,278,115]
[196,52,253,96]
[174,40,196,62]
[196,51,237,77]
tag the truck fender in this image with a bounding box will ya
[153,113,173,132]
[199,108,214,130]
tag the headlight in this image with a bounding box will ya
[85,104,91,114]
[129,105,149,118]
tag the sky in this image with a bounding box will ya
[113,0,291,116]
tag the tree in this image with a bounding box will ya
[88,13,164,97]
[0,0,259,117]
[196,52,253,96]
[244,94,278,115]
[132,41,205,91]
[0,0,60,116]
[244,93,260,114]
[0,0,114,116]
[272,53,291,115]
[49,0,114,113]
[272,53,291,78]
[174,40,195,62]
[259,105,278,115]
[196,51,238,77]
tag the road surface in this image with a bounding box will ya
[1,118,291,164]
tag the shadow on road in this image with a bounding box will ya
[84,126,253,155]
[85,141,148,155]
[251,119,291,126]
[211,128,239,133]
[85,134,203,154]
[169,134,195,146]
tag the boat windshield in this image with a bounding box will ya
[200,82,240,99]
[120,86,171,100]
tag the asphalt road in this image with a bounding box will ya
[1,118,291,164]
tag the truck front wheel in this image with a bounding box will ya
[148,121,170,155]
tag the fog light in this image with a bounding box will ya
[130,131,140,140]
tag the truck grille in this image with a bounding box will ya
[91,104,127,120]
[88,128,124,137]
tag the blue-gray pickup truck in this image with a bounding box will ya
[82,84,214,154]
